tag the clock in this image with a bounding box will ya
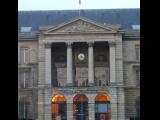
[78,53,85,61]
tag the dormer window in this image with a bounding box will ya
[131,25,140,30]
[20,27,32,32]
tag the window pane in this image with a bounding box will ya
[25,72,29,87]
[20,49,24,63]
[25,48,29,63]
[19,99,30,119]
[20,48,29,64]
[136,69,140,86]
[135,48,140,61]
[19,72,24,88]
[19,71,29,88]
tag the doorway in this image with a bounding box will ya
[51,94,67,120]
[73,94,89,120]
[95,93,111,120]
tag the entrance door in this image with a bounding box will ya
[73,94,89,120]
[95,93,111,120]
[51,94,67,120]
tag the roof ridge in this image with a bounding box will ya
[18,8,140,12]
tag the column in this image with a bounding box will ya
[44,43,52,119]
[89,103,95,120]
[88,42,94,86]
[66,42,73,86]
[44,89,52,120]
[117,88,125,120]
[109,41,116,83]
[89,96,95,120]
[110,88,118,120]
[67,101,73,120]
[45,43,52,87]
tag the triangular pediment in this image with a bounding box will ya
[44,17,117,34]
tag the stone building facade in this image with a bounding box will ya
[18,9,140,120]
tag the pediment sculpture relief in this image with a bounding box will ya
[59,20,107,32]
[46,19,115,34]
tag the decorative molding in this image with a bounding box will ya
[44,17,117,34]
[66,42,73,48]
[88,42,94,47]
[108,41,116,47]
[57,20,108,32]
[44,43,52,48]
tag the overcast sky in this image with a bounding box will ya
[18,0,140,11]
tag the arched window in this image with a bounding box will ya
[73,94,89,120]
[95,93,111,120]
[18,98,30,120]
[51,94,67,120]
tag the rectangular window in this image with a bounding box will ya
[135,69,140,86]
[20,47,29,64]
[19,71,29,88]
[20,27,32,32]
[18,100,30,119]
[135,46,140,61]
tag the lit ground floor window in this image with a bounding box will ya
[73,94,89,120]
[51,94,67,120]
[51,93,111,120]
[95,93,111,120]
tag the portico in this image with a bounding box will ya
[44,41,116,87]
[38,16,125,120]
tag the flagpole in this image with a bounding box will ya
[78,0,81,16]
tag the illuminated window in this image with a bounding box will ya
[73,94,88,120]
[95,93,111,120]
[51,94,67,120]
[20,47,29,64]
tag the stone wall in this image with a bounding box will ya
[18,36,38,120]
[123,37,140,119]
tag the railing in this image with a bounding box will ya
[52,81,111,88]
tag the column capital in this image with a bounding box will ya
[108,41,116,47]
[66,42,73,48]
[87,42,94,47]
[45,43,52,48]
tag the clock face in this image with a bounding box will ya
[78,53,85,61]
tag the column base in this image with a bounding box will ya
[88,83,94,86]
[66,83,74,86]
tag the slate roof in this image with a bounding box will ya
[18,8,140,32]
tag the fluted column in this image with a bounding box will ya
[66,42,73,86]
[45,43,52,87]
[109,41,116,83]
[88,42,94,86]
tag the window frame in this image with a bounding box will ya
[19,71,29,88]
[20,47,29,64]
[135,68,140,86]
[135,45,140,61]
[18,98,30,119]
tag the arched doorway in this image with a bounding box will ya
[51,94,67,120]
[95,93,111,120]
[73,94,89,120]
